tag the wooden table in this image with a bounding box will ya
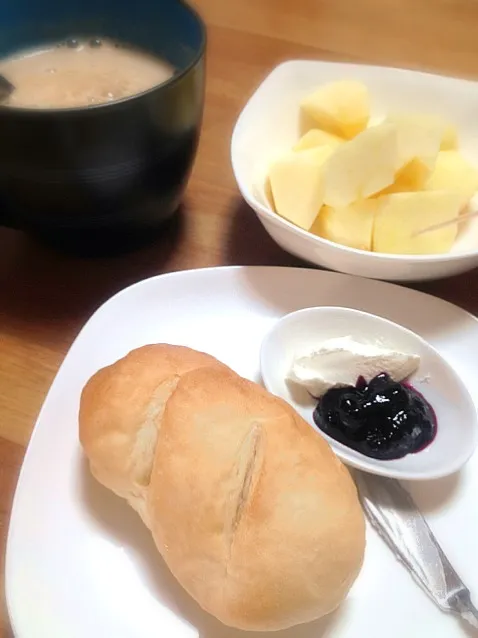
[2,0,478,633]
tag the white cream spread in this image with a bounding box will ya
[287,335,420,397]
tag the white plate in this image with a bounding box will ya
[231,61,478,281]
[6,266,478,638]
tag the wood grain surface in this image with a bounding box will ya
[3,0,478,634]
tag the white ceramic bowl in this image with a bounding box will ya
[260,306,478,480]
[231,60,478,282]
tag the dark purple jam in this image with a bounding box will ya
[313,372,437,460]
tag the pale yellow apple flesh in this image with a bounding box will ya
[294,129,344,151]
[300,80,370,139]
[323,123,400,208]
[311,199,380,251]
[263,79,477,256]
[268,146,334,230]
[373,191,463,254]
[425,150,478,207]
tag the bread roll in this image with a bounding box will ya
[79,344,228,524]
[79,344,365,631]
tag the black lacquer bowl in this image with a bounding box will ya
[0,0,206,256]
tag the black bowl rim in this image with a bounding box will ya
[0,0,207,117]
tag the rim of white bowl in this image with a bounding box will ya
[244,191,478,263]
[261,305,462,364]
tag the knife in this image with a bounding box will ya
[354,471,478,630]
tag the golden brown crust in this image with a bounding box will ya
[148,365,365,631]
[79,344,365,630]
[78,344,229,523]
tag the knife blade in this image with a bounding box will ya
[354,471,478,630]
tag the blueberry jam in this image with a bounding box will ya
[313,372,437,460]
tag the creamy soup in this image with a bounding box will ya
[0,38,175,108]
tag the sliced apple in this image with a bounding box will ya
[300,80,370,139]
[373,190,463,255]
[310,199,380,251]
[378,157,431,195]
[385,113,444,173]
[294,129,344,152]
[268,146,334,230]
[263,175,275,210]
[323,122,400,208]
[438,119,459,150]
[425,150,478,207]
[388,113,458,151]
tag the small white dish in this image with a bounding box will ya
[260,306,478,480]
[231,60,478,281]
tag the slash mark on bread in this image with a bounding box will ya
[132,376,180,486]
[225,423,264,573]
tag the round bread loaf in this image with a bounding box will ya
[79,344,365,631]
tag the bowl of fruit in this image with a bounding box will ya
[231,60,478,281]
